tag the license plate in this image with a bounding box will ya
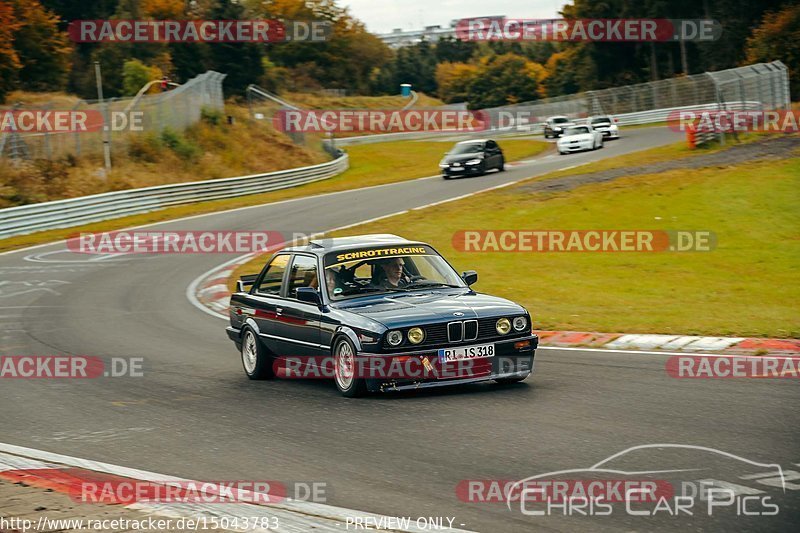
[438,343,495,363]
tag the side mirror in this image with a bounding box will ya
[297,287,322,305]
[462,270,478,286]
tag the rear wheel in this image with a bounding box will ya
[334,337,367,398]
[241,328,274,380]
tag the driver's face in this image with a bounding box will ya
[383,258,404,277]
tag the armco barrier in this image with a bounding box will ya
[0,153,348,239]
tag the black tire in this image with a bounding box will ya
[495,375,529,385]
[241,327,275,380]
[498,158,505,172]
[333,336,367,398]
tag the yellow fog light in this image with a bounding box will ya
[496,318,511,335]
[408,327,425,344]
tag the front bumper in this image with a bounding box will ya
[558,141,593,152]
[360,334,538,392]
[442,163,483,177]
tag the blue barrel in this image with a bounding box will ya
[400,84,412,97]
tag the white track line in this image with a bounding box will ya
[0,443,474,533]
[537,346,797,358]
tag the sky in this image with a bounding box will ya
[340,0,563,34]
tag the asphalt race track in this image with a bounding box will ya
[1,127,798,532]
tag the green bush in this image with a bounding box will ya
[160,127,201,161]
[200,106,224,126]
[127,133,164,163]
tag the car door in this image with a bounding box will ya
[249,253,291,354]
[486,140,501,167]
[271,254,323,358]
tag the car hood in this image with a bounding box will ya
[442,153,484,164]
[335,290,524,329]
[559,133,593,142]
[551,122,575,128]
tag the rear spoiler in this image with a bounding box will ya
[236,274,258,293]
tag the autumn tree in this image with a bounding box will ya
[467,54,547,109]
[8,0,72,92]
[435,62,478,104]
[745,4,800,99]
[0,2,22,103]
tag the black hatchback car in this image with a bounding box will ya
[227,235,537,397]
[439,139,505,179]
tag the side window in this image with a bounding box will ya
[487,140,497,151]
[287,255,319,299]
[256,255,290,295]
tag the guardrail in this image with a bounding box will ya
[0,153,349,240]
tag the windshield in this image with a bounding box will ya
[323,245,465,300]
[591,117,611,124]
[552,117,570,124]
[564,126,590,135]
[449,143,484,154]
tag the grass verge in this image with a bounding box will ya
[232,141,798,338]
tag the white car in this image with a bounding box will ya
[556,125,604,154]
[589,116,620,139]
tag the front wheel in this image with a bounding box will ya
[241,328,274,380]
[334,337,367,397]
[498,158,505,172]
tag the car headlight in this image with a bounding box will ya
[465,159,482,165]
[553,126,562,131]
[513,316,527,331]
[407,327,425,344]
[439,162,449,168]
[387,330,403,346]
[496,318,511,335]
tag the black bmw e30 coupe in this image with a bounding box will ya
[227,234,538,397]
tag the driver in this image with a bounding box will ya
[373,257,409,288]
